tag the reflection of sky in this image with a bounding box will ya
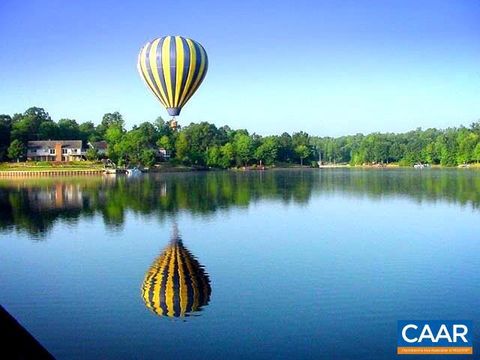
[1,190,480,358]
[1,0,479,135]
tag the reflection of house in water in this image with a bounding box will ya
[141,225,211,317]
[27,183,83,210]
[160,181,167,197]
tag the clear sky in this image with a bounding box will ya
[0,0,479,136]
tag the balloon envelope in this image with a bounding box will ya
[137,36,208,117]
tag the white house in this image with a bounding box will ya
[27,140,85,162]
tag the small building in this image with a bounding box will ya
[27,140,84,162]
[157,148,171,161]
[88,141,108,156]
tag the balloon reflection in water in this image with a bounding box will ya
[141,225,211,317]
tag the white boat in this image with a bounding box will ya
[126,167,142,176]
[413,163,430,169]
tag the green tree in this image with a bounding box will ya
[206,146,221,167]
[254,137,278,165]
[292,131,310,147]
[470,121,480,135]
[105,125,125,163]
[105,125,124,144]
[219,143,235,168]
[10,107,51,142]
[97,112,124,137]
[157,135,173,151]
[233,134,253,166]
[437,130,458,166]
[8,139,26,162]
[101,112,124,129]
[278,132,293,162]
[175,132,189,162]
[58,118,80,139]
[456,131,478,164]
[294,144,310,166]
[133,122,158,146]
[38,121,59,140]
[181,122,227,165]
[85,148,98,161]
[154,116,174,137]
[140,149,156,167]
[473,143,480,163]
[0,115,12,161]
[79,121,99,143]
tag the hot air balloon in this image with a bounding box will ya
[141,225,211,317]
[137,36,208,125]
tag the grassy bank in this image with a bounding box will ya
[0,161,103,172]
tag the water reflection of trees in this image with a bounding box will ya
[0,169,479,238]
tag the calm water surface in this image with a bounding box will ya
[1,169,479,359]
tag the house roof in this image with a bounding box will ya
[90,141,108,150]
[27,140,83,149]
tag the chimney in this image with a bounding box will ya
[55,143,62,162]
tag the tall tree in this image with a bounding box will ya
[97,112,125,137]
[278,132,293,162]
[294,144,310,166]
[79,121,99,143]
[58,119,80,139]
[473,143,480,163]
[175,132,189,162]
[10,107,51,142]
[8,139,26,162]
[219,143,235,168]
[0,115,12,161]
[38,121,59,140]
[255,137,278,165]
[233,134,253,166]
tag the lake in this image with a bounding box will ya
[1,169,479,359]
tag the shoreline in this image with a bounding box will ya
[0,163,478,178]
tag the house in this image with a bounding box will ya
[157,148,171,161]
[27,140,85,162]
[88,141,108,156]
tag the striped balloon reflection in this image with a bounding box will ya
[141,225,211,317]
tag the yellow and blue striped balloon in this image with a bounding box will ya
[137,36,208,117]
[141,235,211,318]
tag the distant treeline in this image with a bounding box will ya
[1,107,480,167]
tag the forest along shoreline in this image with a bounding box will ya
[2,107,480,173]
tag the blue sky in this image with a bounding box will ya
[0,0,479,136]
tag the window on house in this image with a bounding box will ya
[62,148,68,154]
[49,149,55,155]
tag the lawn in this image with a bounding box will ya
[0,161,104,171]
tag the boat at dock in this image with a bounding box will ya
[126,167,142,176]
